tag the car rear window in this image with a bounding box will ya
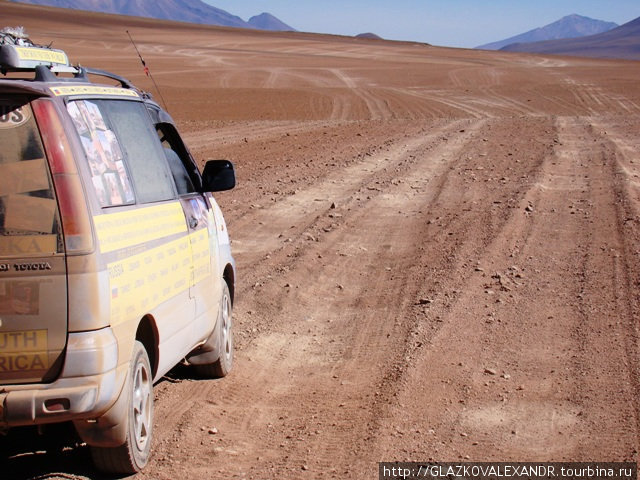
[0,99,62,256]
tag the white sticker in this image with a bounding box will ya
[0,104,31,129]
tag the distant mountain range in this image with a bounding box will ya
[477,14,618,50]
[8,0,296,32]
[500,15,640,60]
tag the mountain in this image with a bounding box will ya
[8,0,295,31]
[248,13,295,32]
[500,15,640,60]
[355,33,383,40]
[477,14,618,50]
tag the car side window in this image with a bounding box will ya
[156,123,196,195]
[67,100,135,207]
[99,101,175,204]
[68,99,175,206]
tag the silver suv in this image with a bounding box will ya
[0,30,236,473]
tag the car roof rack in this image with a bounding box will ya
[1,28,151,100]
[0,28,72,73]
[1,38,148,100]
[81,67,138,91]
[33,64,139,91]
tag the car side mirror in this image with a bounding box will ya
[201,160,236,192]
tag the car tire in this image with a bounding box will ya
[195,283,233,378]
[91,340,154,474]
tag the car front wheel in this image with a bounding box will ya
[194,283,233,378]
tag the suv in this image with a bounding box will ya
[0,31,236,473]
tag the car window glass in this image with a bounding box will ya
[67,100,135,207]
[0,99,62,255]
[68,100,175,206]
[105,101,175,203]
[156,123,195,195]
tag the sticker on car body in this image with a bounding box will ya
[0,329,48,373]
[15,46,67,65]
[50,86,139,98]
[0,104,31,129]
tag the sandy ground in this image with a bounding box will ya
[3,2,640,479]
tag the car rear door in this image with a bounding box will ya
[0,97,67,385]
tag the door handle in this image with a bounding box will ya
[189,216,199,229]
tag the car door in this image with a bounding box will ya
[156,122,222,340]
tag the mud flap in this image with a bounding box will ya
[185,308,222,366]
[73,369,130,447]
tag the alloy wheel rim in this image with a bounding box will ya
[132,359,152,451]
[221,293,232,361]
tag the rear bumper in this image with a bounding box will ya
[0,327,126,427]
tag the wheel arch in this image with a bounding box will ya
[223,263,235,305]
[135,315,159,379]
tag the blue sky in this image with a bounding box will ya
[203,1,640,48]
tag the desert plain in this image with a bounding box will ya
[3,1,640,479]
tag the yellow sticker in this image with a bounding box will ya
[0,329,47,353]
[107,228,212,325]
[108,236,192,325]
[191,228,211,284]
[50,85,139,98]
[0,235,58,256]
[93,203,187,253]
[0,330,49,373]
[0,352,49,372]
[15,47,67,65]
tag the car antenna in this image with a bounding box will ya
[126,30,170,113]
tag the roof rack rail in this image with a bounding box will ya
[34,64,77,82]
[31,64,144,95]
[81,67,137,90]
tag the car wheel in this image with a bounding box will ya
[91,340,154,474]
[195,283,233,378]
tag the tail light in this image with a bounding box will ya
[32,98,94,254]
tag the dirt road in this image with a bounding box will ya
[4,3,640,479]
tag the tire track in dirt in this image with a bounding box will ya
[562,79,640,116]
[383,88,453,119]
[400,88,489,118]
[278,124,486,476]
[228,124,455,275]
[329,68,394,120]
[589,117,640,440]
[372,115,640,463]
[329,91,356,120]
[184,120,336,150]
